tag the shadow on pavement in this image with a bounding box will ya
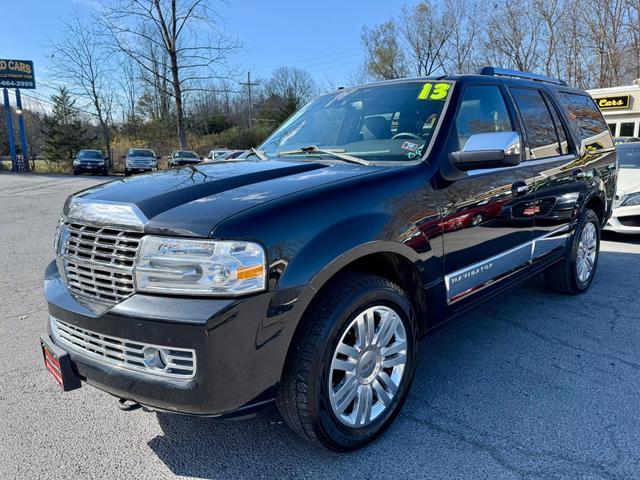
[147,250,640,479]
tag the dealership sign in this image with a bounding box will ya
[0,59,36,89]
[596,95,631,110]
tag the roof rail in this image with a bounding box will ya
[479,66,567,86]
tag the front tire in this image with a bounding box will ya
[277,272,418,451]
[544,209,600,294]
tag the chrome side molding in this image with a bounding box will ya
[445,224,573,303]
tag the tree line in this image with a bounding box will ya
[360,0,640,89]
[0,0,319,168]
[3,0,640,168]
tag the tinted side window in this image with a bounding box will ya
[542,94,571,155]
[510,88,560,159]
[558,93,609,142]
[453,85,513,151]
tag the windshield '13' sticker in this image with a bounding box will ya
[417,82,451,100]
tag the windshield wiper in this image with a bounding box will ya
[277,145,371,166]
[246,147,268,160]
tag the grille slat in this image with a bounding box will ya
[51,317,196,379]
[60,221,142,303]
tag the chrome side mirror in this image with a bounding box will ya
[450,131,521,171]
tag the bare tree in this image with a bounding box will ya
[361,21,409,80]
[103,0,237,149]
[445,0,481,73]
[584,0,627,87]
[533,0,563,76]
[260,67,317,124]
[484,0,542,71]
[50,11,114,161]
[398,1,454,75]
[625,0,640,79]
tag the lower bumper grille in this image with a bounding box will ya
[618,215,640,227]
[51,316,196,379]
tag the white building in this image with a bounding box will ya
[588,81,640,138]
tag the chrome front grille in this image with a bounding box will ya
[60,221,144,303]
[51,316,197,379]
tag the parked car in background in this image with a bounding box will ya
[123,148,159,176]
[605,142,640,233]
[612,136,640,145]
[169,150,202,167]
[42,68,616,451]
[215,150,247,161]
[206,149,231,161]
[73,150,108,176]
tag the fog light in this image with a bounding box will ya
[142,347,166,370]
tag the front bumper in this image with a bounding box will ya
[604,204,640,234]
[43,261,293,416]
[126,166,156,172]
[75,163,107,172]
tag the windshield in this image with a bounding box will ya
[175,151,197,158]
[616,144,640,168]
[259,80,453,162]
[129,149,155,158]
[78,150,102,159]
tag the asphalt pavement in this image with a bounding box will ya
[1,173,639,479]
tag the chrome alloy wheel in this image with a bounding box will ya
[328,305,408,427]
[576,222,597,283]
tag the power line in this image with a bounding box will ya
[250,48,363,72]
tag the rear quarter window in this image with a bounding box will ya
[558,92,613,149]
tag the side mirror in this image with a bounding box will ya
[156,155,161,160]
[450,131,521,171]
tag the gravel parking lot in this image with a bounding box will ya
[1,173,639,480]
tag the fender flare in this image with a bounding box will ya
[267,240,424,378]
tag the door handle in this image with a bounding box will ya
[572,168,585,180]
[511,181,529,197]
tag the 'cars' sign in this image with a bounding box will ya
[596,95,630,110]
[0,59,36,89]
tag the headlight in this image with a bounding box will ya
[134,236,266,296]
[621,192,640,207]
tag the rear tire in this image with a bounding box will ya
[277,272,418,451]
[544,209,600,294]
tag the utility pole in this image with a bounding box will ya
[15,89,29,172]
[240,71,259,130]
[3,88,17,172]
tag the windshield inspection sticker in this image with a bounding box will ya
[417,82,451,100]
[401,141,421,152]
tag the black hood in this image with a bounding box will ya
[65,159,382,237]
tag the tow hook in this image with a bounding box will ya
[117,398,142,411]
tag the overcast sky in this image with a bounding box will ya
[2,0,414,102]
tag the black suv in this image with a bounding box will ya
[73,150,109,176]
[41,68,617,451]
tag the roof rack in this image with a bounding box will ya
[479,66,567,86]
